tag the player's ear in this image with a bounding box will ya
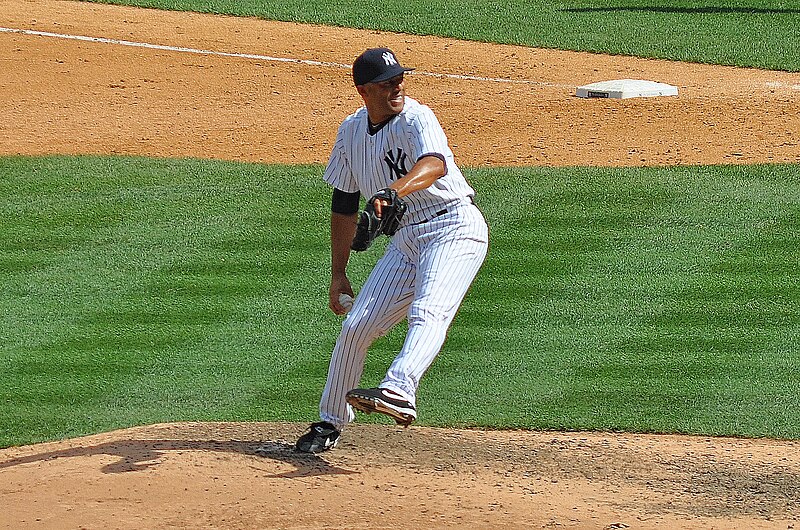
[355,84,369,98]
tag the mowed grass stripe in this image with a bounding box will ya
[1,156,798,446]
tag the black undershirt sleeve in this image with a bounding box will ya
[331,188,361,215]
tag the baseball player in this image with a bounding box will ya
[296,47,489,453]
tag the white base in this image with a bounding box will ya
[576,79,678,99]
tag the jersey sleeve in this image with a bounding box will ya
[409,105,452,161]
[322,123,359,193]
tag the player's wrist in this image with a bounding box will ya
[331,270,349,281]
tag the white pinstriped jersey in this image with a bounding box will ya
[317,94,489,431]
[322,97,475,224]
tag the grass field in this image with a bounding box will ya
[89,0,800,71]
[2,0,799,448]
[2,156,799,447]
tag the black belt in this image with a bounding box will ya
[419,197,475,224]
[422,208,449,223]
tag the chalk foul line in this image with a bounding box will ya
[0,26,564,87]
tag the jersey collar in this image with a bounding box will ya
[367,113,398,136]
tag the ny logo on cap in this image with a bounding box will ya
[382,52,398,66]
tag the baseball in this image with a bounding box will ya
[338,293,354,311]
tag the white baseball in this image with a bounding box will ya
[338,293,354,311]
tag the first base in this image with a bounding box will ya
[576,79,678,99]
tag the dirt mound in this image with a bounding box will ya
[2,422,799,529]
[2,2,799,528]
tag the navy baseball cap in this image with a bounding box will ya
[352,48,414,86]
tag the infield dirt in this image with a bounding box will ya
[1,1,799,528]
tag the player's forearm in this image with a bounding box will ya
[331,212,357,275]
[390,155,445,198]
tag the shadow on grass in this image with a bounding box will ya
[0,439,356,477]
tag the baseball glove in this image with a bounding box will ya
[350,188,407,252]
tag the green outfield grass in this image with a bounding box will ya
[2,156,798,447]
[88,0,800,71]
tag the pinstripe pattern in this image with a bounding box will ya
[323,98,476,225]
[381,204,488,403]
[320,203,488,428]
[318,96,488,430]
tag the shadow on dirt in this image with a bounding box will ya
[0,439,355,477]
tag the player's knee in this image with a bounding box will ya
[408,306,451,327]
[339,313,382,345]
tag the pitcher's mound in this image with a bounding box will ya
[1,422,798,529]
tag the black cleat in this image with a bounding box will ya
[346,387,417,427]
[295,421,341,453]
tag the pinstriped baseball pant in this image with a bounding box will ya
[320,201,488,429]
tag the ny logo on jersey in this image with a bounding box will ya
[382,52,398,66]
[384,148,409,180]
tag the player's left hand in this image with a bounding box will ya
[350,188,407,251]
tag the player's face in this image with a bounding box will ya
[359,74,406,122]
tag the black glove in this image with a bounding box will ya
[350,188,407,252]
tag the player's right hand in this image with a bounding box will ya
[329,276,354,315]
